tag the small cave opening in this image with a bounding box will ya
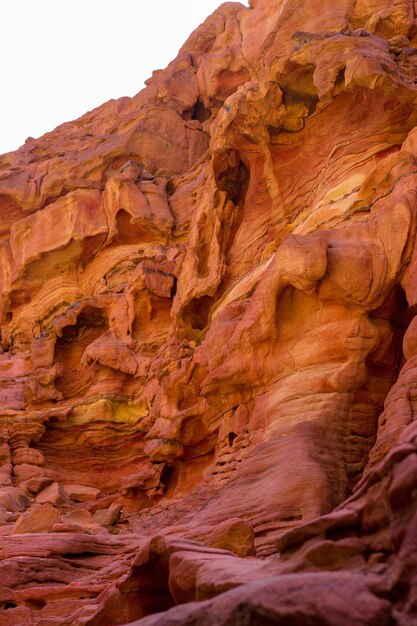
[228,432,238,447]
[58,307,108,343]
[214,150,250,203]
[191,99,212,123]
[25,599,46,610]
[369,283,409,378]
[183,98,212,123]
[161,462,180,493]
[280,80,319,118]
[171,276,178,299]
[113,210,158,246]
[4,602,17,610]
[182,295,214,332]
[55,305,109,398]
[335,67,346,89]
[211,150,250,261]
[342,284,410,496]
[62,552,98,560]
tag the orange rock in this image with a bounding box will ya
[63,484,101,502]
[12,503,61,534]
[36,482,67,506]
[2,0,417,623]
[0,487,30,512]
[92,503,122,527]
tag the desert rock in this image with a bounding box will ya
[12,503,61,534]
[1,0,417,623]
[63,484,101,502]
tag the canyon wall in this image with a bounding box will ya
[1,0,417,624]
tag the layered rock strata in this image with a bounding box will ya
[1,0,417,623]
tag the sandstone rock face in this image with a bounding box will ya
[1,0,417,623]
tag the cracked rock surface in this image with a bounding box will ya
[1,0,417,624]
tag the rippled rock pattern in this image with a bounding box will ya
[1,1,417,624]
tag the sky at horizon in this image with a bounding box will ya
[1,0,248,156]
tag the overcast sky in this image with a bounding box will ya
[1,0,247,156]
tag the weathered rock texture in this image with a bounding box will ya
[1,0,417,624]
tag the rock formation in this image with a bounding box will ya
[1,0,417,623]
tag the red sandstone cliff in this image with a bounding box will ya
[1,1,417,624]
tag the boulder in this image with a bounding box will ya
[63,484,101,502]
[92,503,122,527]
[0,487,30,512]
[12,503,61,534]
[36,482,67,506]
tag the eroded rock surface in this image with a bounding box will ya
[1,0,417,624]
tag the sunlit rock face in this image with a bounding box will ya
[1,1,417,624]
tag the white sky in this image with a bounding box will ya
[1,0,247,156]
